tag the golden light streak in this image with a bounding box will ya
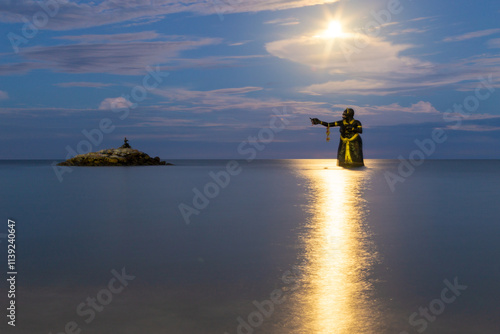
[286,160,381,333]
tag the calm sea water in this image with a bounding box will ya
[0,159,499,334]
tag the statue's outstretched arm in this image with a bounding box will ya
[310,118,337,127]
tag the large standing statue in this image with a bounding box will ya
[310,108,364,168]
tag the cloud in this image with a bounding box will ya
[264,17,300,26]
[120,16,166,28]
[266,33,432,75]
[228,40,252,46]
[319,102,444,127]
[360,101,440,115]
[158,54,269,71]
[307,102,500,129]
[0,0,340,31]
[0,33,267,76]
[53,31,161,43]
[488,38,500,49]
[408,16,439,22]
[152,86,271,112]
[0,106,92,116]
[0,91,9,100]
[303,73,499,97]
[443,28,500,42]
[301,79,398,96]
[445,124,500,132]
[154,86,264,110]
[55,82,114,88]
[148,87,457,129]
[315,102,500,131]
[298,51,500,97]
[18,36,221,75]
[398,101,439,113]
[388,28,429,36]
[147,85,493,131]
[299,74,479,96]
[263,27,499,98]
[99,97,134,110]
[150,86,331,120]
[0,62,44,75]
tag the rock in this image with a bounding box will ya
[57,144,172,167]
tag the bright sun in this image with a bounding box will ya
[322,20,343,38]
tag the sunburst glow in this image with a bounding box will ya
[322,20,343,38]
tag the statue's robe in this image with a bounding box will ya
[329,119,364,168]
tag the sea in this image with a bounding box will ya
[0,159,499,334]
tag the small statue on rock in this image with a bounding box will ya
[121,137,131,149]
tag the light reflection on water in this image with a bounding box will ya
[287,160,381,333]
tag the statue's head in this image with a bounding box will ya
[342,108,354,120]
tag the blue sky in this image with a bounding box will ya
[1,0,499,159]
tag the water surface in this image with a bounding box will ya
[0,159,499,333]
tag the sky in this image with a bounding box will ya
[0,0,499,159]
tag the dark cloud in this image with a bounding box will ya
[18,36,221,74]
[0,61,43,75]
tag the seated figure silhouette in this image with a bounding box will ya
[121,137,131,149]
[310,108,364,168]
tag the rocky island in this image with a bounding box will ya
[57,138,171,167]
